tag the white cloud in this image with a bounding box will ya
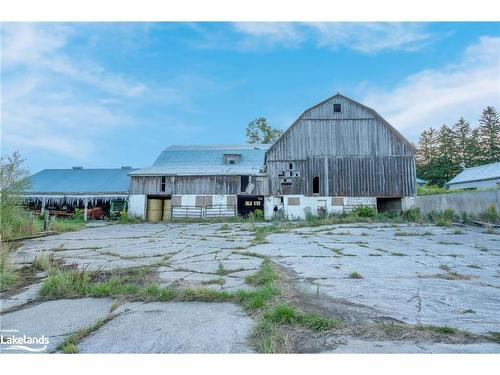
[361,36,500,140]
[1,23,147,159]
[2,24,147,98]
[232,23,305,49]
[309,23,435,53]
[226,22,437,53]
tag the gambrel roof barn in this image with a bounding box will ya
[265,93,417,199]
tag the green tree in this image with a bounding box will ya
[452,117,471,166]
[435,125,461,186]
[246,117,283,144]
[478,106,500,163]
[467,128,483,167]
[416,127,438,166]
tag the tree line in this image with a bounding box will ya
[416,106,500,187]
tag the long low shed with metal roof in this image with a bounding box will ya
[446,161,500,190]
[20,167,137,219]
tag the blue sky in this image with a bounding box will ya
[1,22,499,173]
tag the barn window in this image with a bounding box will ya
[241,176,249,192]
[289,163,293,169]
[334,103,341,113]
[312,176,320,195]
[161,176,166,192]
[224,154,241,164]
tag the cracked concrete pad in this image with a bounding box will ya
[0,298,114,353]
[262,224,500,334]
[0,282,44,313]
[77,302,255,353]
[325,338,500,353]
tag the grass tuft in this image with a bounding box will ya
[349,272,363,279]
[245,259,278,286]
[0,243,19,290]
[58,318,106,354]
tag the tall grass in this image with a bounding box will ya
[0,243,20,290]
[0,198,42,240]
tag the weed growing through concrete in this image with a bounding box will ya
[349,272,363,279]
[58,318,108,354]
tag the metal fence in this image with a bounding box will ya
[171,205,203,219]
[171,205,236,219]
[205,205,236,218]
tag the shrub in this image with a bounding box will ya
[73,208,84,221]
[461,212,471,224]
[353,205,374,218]
[479,204,498,224]
[254,209,264,221]
[402,207,421,222]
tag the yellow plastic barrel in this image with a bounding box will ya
[147,199,163,222]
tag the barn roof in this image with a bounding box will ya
[21,168,137,195]
[447,161,500,186]
[129,144,269,176]
[266,93,417,155]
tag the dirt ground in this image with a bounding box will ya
[1,222,499,353]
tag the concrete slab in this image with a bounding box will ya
[0,298,114,353]
[325,338,500,353]
[77,302,255,353]
[0,282,44,313]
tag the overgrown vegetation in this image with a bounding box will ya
[263,303,341,331]
[39,260,280,312]
[0,243,20,290]
[0,151,86,241]
[58,318,107,354]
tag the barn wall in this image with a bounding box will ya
[130,175,267,195]
[266,95,416,197]
[267,156,416,197]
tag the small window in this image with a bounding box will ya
[312,176,320,194]
[224,154,241,164]
[161,176,166,192]
[241,176,249,192]
[289,163,293,169]
[334,103,341,113]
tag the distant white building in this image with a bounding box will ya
[446,161,500,190]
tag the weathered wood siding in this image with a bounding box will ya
[266,95,416,197]
[131,175,267,195]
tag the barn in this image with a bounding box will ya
[262,93,417,218]
[128,144,269,220]
[128,93,417,221]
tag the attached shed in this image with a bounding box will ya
[264,93,417,217]
[20,167,136,220]
[128,144,269,220]
[446,162,500,190]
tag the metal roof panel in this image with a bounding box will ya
[22,168,137,194]
[447,161,500,185]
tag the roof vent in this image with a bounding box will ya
[121,166,132,169]
[72,166,83,170]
